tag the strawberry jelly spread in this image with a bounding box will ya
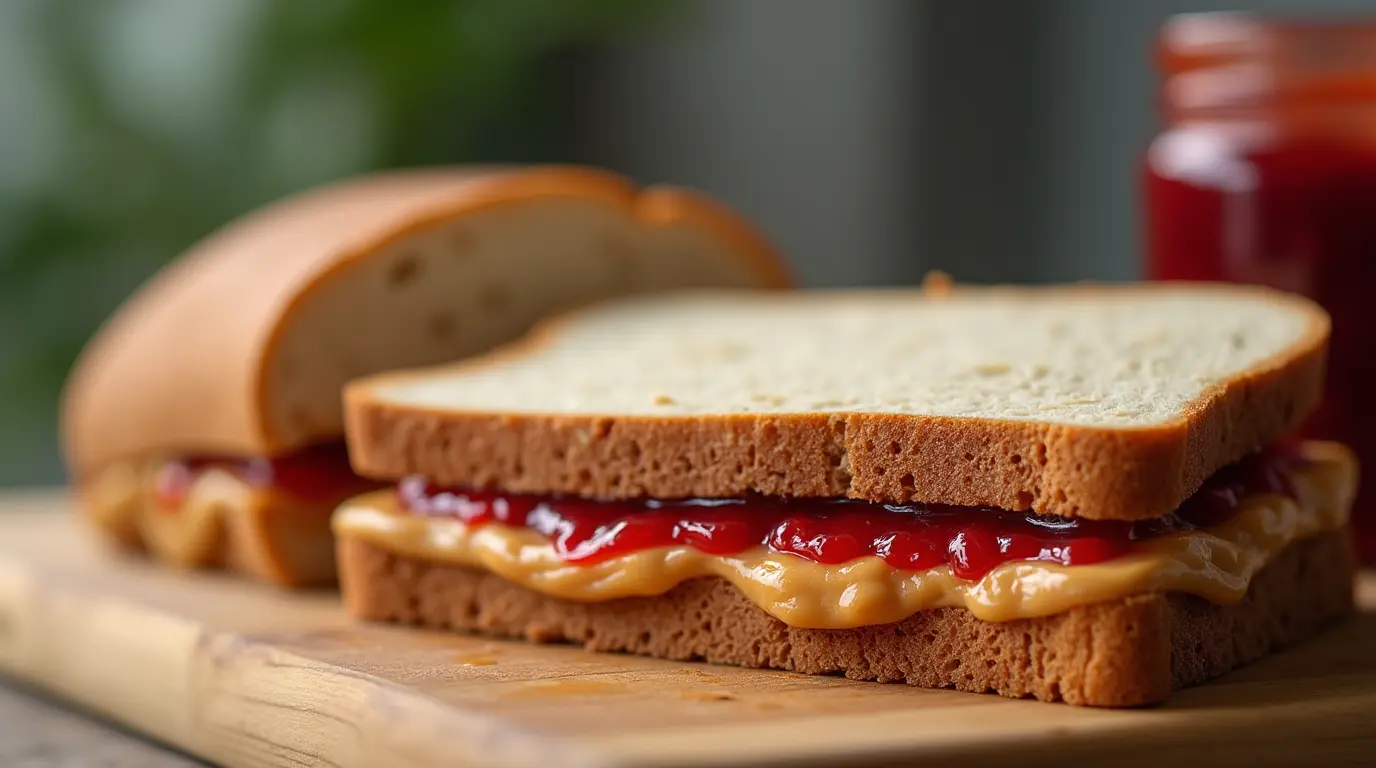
[155,442,372,510]
[397,445,1306,581]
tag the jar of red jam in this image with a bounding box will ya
[1145,13,1376,563]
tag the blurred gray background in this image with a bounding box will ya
[2,0,1373,486]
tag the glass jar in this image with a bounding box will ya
[1144,13,1376,563]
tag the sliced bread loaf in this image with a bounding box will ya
[345,284,1328,520]
[62,166,788,479]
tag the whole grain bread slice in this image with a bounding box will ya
[336,527,1354,707]
[344,284,1328,521]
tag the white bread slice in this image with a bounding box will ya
[61,166,788,479]
[345,283,1328,521]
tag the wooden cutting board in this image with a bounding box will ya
[1,491,1375,767]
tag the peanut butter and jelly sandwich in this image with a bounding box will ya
[336,284,1354,706]
[60,167,788,586]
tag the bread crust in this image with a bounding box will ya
[60,166,790,480]
[344,283,1328,521]
[335,528,1354,707]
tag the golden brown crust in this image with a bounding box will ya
[219,493,339,588]
[344,283,1329,521]
[336,528,1354,707]
[60,166,791,481]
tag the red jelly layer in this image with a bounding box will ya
[398,446,1304,582]
[155,442,373,510]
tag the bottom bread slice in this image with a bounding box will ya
[337,529,1354,707]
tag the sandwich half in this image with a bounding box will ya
[60,166,789,586]
[336,284,1357,706]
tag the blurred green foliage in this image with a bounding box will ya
[0,0,667,484]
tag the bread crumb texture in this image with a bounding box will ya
[376,288,1312,426]
[347,285,1325,518]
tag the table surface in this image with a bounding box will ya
[0,680,201,767]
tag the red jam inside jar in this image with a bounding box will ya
[154,442,371,511]
[1145,14,1376,562]
[399,446,1302,582]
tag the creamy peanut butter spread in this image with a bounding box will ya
[332,441,1357,628]
[85,457,344,570]
[85,458,257,565]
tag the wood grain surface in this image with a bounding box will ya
[1,490,1374,768]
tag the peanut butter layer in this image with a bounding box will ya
[83,459,340,587]
[333,441,1356,628]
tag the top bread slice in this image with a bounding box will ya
[61,166,789,479]
[344,283,1328,521]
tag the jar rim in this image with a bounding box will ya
[1160,12,1376,111]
